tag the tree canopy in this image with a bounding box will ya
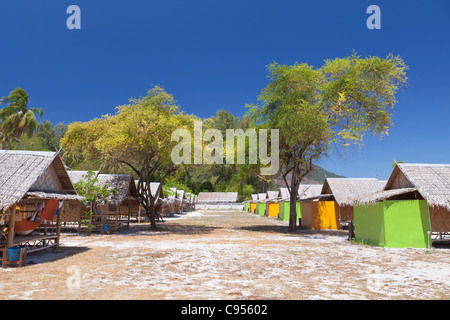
[248,53,408,231]
[61,86,195,229]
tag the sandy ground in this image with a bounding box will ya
[0,209,449,300]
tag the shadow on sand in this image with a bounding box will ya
[0,246,92,267]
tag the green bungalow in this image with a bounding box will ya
[256,193,267,215]
[352,163,450,248]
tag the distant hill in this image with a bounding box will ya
[273,165,345,187]
[305,165,346,184]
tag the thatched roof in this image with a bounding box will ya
[279,188,290,200]
[298,184,323,200]
[321,178,383,206]
[68,171,138,204]
[135,181,164,200]
[0,150,77,211]
[266,191,279,200]
[257,193,267,202]
[277,185,322,201]
[196,192,239,203]
[353,164,450,210]
[351,188,419,205]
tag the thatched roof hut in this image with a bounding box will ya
[0,150,81,250]
[352,164,450,210]
[196,192,239,203]
[350,164,450,247]
[68,171,138,205]
[320,178,384,206]
[0,150,78,211]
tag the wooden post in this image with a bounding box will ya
[7,203,17,248]
[115,205,118,232]
[127,202,131,228]
[78,205,83,233]
[56,205,62,250]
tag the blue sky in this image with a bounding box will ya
[1,1,449,180]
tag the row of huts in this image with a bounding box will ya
[0,150,197,263]
[244,162,450,248]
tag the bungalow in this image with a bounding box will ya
[352,163,450,248]
[301,178,382,230]
[0,150,80,265]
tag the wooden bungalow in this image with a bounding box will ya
[168,188,182,214]
[256,193,267,216]
[196,192,239,204]
[352,163,450,248]
[0,150,81,265]
[67,171,140,232]
[249,194,258,213]
[177,189,187,212]
[301,178,382,230]
[278,185,322,222]
[264,191,281,217]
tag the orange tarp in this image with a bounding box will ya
[312,201,340,230]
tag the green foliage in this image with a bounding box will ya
[248,53,408,231]
[0,88,44,149]
[61,86,196,230]
[73,171,116,204]
[73,170,116,234]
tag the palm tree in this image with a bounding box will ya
[0,88,44,150]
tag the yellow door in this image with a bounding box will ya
[312,201,340,230]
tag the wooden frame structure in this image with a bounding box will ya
[67,171,140,233]
[0,151,79,267]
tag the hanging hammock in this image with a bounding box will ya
[14,200,61,236]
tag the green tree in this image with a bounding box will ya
[0,88,44,149]
[61,86,194,230]
[249,53,408,232]
[73,170,116,234]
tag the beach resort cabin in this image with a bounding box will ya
[352,163,450,248]
[196,192,239,204]
[265,191,281,217]
[177,189,187,212]
[0,151,81,265]
[301,178,382,230]
[279,185,322,222]
[195,192,239,210]
[149,182,165,217]
[68,171,140,232]
[168,188,182,214]
[256,193,267,216]
[249,194,258,213]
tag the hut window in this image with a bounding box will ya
[108,203,117,212]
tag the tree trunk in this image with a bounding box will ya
[147,201,157,230]
[288,165,301,233]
